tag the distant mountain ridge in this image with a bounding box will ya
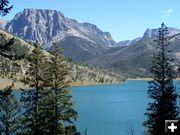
[88,32,180,77]
[3,8,180,78]
[143,27,180,38]
[5,8,118,61]
[5,8,116,48]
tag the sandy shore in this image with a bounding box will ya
[1,77,179,89]
[0,78,115,89]
[0,78,29,89]
[70,81,117,87]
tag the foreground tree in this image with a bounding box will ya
[144,23,179,135]
[0,0,13,16]
[0,37,19,135]
[19,42,47,134]
[47,42,78,134]
[0,86,20,135]
[19,41,78,135]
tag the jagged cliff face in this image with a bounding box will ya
[5,8,116,48]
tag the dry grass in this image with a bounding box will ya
[0,78,114,89]
[0,78,29,89]
[70,80,117,86]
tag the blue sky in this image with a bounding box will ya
[2,0,180,41]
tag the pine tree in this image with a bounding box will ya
[47,41,78,135]
[0,86,20,135]
[0,37,15,78]
[144,23,179,135]
[19,42,47,134]
[0,0,13,16]
[0,36,19,135]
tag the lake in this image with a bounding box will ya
[13,80,180,135]
[72,80,149,135]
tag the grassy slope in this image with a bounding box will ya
[88,35,180,78]
[0,29,125,89]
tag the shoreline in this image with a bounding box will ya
[0,78,122,89]
[1,78,180,89]
[70,81,125,87]
[127,78,180,81]
[127,78,153,80]
[0,78,29,89]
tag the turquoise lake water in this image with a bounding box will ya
[72,80,149,135]
[13,80,180,135]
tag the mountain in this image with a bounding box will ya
[88,38,154,77]
[117,37,141,47]
[0,29,124,84]
[4,8,180,78]
[143,27,180,38]
[5,8,117,61]
[88,32,180,77]
[117,40,132,46]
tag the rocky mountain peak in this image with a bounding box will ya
[143,27,180,38]
[5,8,116,48]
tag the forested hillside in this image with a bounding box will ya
[0,29,124,88]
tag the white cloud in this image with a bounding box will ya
[162,9,173,16]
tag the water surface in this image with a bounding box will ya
[13,80,179,135]
[72,80,149,135]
